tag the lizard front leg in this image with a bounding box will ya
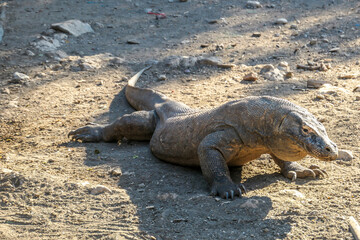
[198,130,245,199]
[69,110,157,142]
[271,154,327,181]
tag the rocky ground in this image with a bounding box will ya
[0,0,359,239]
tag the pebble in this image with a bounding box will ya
[1,88,10,94]
[127,39,140,44]
[309,39,317,45]
[158,74,167,81]
[243,72,258,81]
[318,84,349,95]
[353,85,360,92]
[260,64,275,74]
[290,24,298,30]
[264,68,284,81]
[109,168,122,176]
[200,43,210,48]
[307,80,330,89]
[246,1,262,8]
[285,72,294,78]
[337,150,353,161]
[51,19,94,37]
[90,185,112,195]
[275,18,288,24]
[338,74,356,79]
[252,32,261,37]
[26,50,35,56]
[329,47,340,52]
[13,72,30,81]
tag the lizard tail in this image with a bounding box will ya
[125,66,168,111]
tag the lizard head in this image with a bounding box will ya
[272,110,338,161]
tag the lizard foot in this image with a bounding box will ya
[210,181,246,200]
[68,125,104,142]
[282,162,328,181]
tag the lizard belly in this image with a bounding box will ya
[149,115,209,166]
[228,146,268,166]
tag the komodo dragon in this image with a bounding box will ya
[69,66,338,199]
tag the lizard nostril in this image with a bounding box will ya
[325,147,331,152]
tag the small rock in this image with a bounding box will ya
[179,0,188,2]
[353,85,360,92]
[290,24,298,30]
[200,43,210,48]
[138,183,145,188]
[243,72,258,81]
[309,39,317,45]
[42,28,56,36]
[92,22,105,29]
[13,72,30,81]
[338,74,356,79]
[51,19,94,37]
[337,150,353,161]
[264,68,284,81]
[26,50,36,56]
[109,168,122,177]
[109,57,125,66]
[53,33,68,42]
[279,189,305,199]
[246,1,262,8]
[240,199,260,208]
[197,56,223,66]
[318,84,349,95]
[307,80,330,89]
[207,19,219,24]
[329,47,340,52]
[285,72,294,78]
[127,39,140,44]
[275,18,288,24]
[158,74,167,81]
[278,61,289,71]
[34,38,61,52]
[252,32,261,37]
[90,185,112,195]
[216,44,224,51]
[260,64,275,74]
[1,88,10,94]
[181,56,198,68]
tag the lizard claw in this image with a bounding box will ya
[210,181,245,199]
[281,162,328,180]
[68,125,104,142]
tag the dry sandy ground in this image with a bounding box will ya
[0,0,359,239]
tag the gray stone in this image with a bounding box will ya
[34,37,61,52]
[260,64,275,74]
[264,68,284,81]
[51,19,94,37]
[275,18,288,24]
[337,150,353,161]
[246,1,262,8]
[13,72,30,81]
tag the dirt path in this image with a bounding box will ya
[0,0,359,239]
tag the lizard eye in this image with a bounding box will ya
[302,127,310,135]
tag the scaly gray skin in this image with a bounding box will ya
[69,67,338,199]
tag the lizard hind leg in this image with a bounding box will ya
[69,110,157,142]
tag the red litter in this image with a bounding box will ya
[147,11,166,19]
